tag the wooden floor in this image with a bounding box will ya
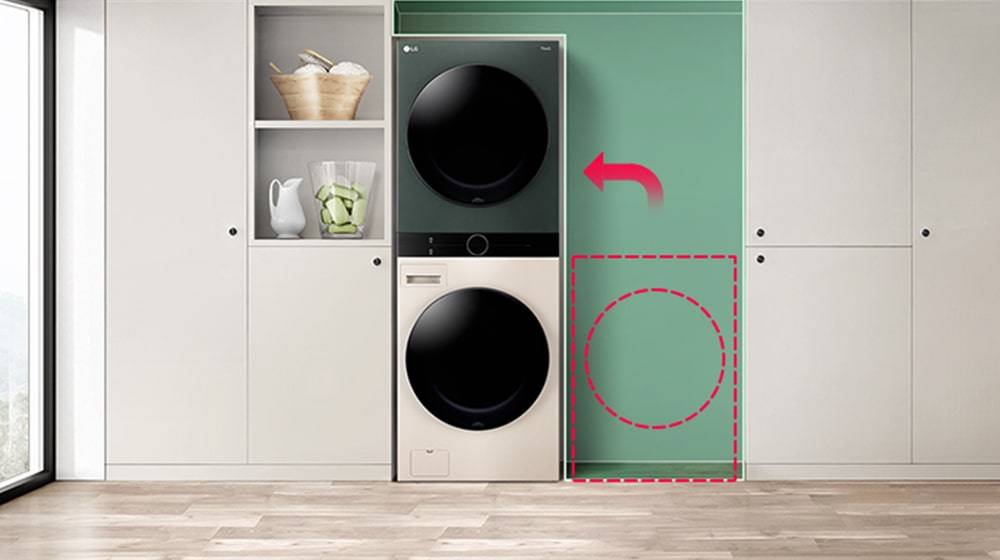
[1,481,999,559]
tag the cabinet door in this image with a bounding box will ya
[913,0,1000,463]
[249,247,392,465]
[746,0,910,245]
[106,1,246,464]
[746,248,911,464]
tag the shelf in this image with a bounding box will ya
[251,0,391,244]
[254,7,385,121]
[253,128,386,242]
[251,239,392,248]
[255,119,386,129]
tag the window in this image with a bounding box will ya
[0,0,54,503]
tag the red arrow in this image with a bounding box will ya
[583,152,663,209]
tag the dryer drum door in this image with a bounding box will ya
[406,287,549,430]
[407,64,549,205]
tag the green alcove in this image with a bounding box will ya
[395,0,743,480]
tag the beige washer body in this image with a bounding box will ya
[396,257,560,481]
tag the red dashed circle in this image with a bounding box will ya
[583,287,726,430]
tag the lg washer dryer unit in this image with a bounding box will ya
[396,259,560,481]
[394,37,563,481]
[395,37,563,257]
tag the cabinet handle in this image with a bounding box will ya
[921,228,931,238]
[756,254,765,264]
[755,228,765,238]
[373,256,382,267]
[228,227,238,237]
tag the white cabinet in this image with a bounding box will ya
[744,0,1000,477]
[746,0,910,246]
[106,0,247,464]
[912,0,1000,463]
[105,0,394,479]
[249,247,391,466]
[243,1,393,477]
[746,248,911,465]
[745,0,913,475]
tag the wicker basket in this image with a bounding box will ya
[270,73,373,120]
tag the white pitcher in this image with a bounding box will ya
[269,177,306,239]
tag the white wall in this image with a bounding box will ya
[55,0,104,480]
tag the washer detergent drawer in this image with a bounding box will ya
[401,264,447,286]
[410,449,450,477]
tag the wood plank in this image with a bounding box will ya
[0,482,998,557]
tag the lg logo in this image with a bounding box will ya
[402,45,419,53]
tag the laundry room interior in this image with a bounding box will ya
[2,0,1000,557]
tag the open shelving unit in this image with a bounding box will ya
[244,0,394,479]
[249,0,392,245]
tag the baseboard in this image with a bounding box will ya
[105,464,392,481]
[748,463,1000,480]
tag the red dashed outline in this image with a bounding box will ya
[584,288,726,430]
[569,254,739,483]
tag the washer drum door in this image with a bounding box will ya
[405,287,550,430]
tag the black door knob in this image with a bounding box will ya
[756,254,765,264]
[921,228,931,238]
[756,228,765,238]
[373,256,382,267]
[228,227,238,237]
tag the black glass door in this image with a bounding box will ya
[406,288,549,430]
[407,64,549,205]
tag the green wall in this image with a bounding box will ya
[396,0,743,480]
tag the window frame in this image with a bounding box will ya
[0,0,55,506]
